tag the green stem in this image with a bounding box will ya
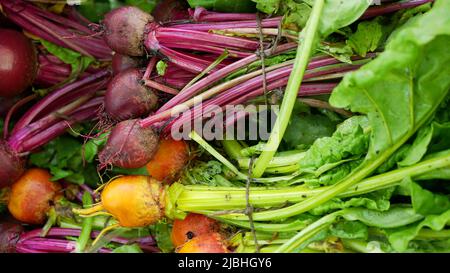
[75,192,94,253]
[414,228,450,240]
[171,151,450,214]
[181,50,229,92]
[41,207,57,237]
[274,211,341,253]
[189,130,247,180]
[239,150,305,169]
[222,140,244,161]
[251,0,325,178]
[341,239,386,253]
[215,217,313,233]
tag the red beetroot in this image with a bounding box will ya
[0,142,25,189]
[105,68,158,121]
[99,119,160,169]
[0,29,38,97]
[0,222,24,253]
[102,6,153,57]
[152,0,189,22]
[111,53,143,75]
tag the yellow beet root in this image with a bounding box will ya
[74,175,166,228]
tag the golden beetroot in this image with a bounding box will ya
[74,175,166,227]
[146,138,189,183]
[171,213,220,247]
[7,168,61,225]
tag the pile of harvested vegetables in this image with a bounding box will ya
[0,0,449,254]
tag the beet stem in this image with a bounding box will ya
[11,70,110,134]
[141,42,297,125]
[3,94,37,139]
[189,7,258,22]
[361,0,435,19]
[144,79,179,95]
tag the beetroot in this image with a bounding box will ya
[112,53,143,75]
[105,68,158,121]
[102,6,153,57]
[99,119,160,169]
[152,0,189,22]
[0,142,25,189]
[0,29,38,98]
[0,222,24,253]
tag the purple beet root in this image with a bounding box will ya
[152,0,189,22]
[102,6,154,56]
[0,29,38,98]
[112,53,143,75]
[0,222,24,253]
[0,142,25,188]
[99,119,159,169]
[105,68,158,121]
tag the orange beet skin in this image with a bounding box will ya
[171,213,220,247]
[177,233,229,253]
[146,138,189,183]
[7,169,61,225]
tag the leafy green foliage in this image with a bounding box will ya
[29,135,101,186]
[112,244,144,253]
[180,160,238,187]
[296,160,362,188]
[331,0,450,163]
[330,220,368,240]
[187,0,256,12]
[297,115,369,171]
[342,206,424,229]
[407,178,450,216]
[284,102,337,149]
[125,0,158,12]
[77,0,121,23]
[150,220,174,253]
[317,42,353,63]
[78,0,156,22]
[346,17,385,57]
[252,0,369,33]
[156,60,168,76]
[40,40,95,87]
[388,210,450,252]
[317,0,371,38]
[310,187,395,216]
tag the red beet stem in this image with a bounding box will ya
[3,95,37,139]
[170,17,282,31]
[162,62,364,134]
[0,0,112,60]
[140,42,297,126]
[361,0,434,19]
[11,70,110,135]
[14,100,101,153]
[154,27,261,51]
[9,94,95,147]
[189,7,258,22]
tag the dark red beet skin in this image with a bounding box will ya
[0,29,38,98]
[0,142,25,188]
[0,222,24,253]
[105,68,158,121]
[152,0,189,23]
[112,53,143,75]
[102,6,154,56]
[99,119,159,169]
